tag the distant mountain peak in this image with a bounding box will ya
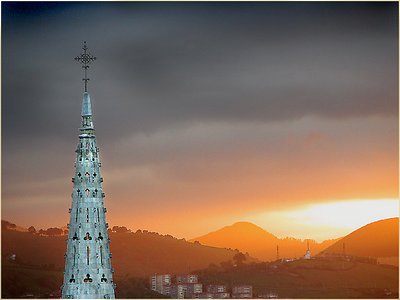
[231,221,265,228]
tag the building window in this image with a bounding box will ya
[100,245,103,265]
[87,247,90,265]
[69,274,75,283]
[84,274,93,283]
[84,232,92,240]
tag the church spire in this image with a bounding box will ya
[62,43,115,299]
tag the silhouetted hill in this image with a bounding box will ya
[1,225,248,277]
[191,221,339,261]
[195,258,398,298]
[320,217,399,260]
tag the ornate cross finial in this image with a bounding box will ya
[75,41,96,92]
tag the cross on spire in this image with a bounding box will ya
[75,41,96,92]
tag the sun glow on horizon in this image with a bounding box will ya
[247,198,399,242]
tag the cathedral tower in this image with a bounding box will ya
[61,42,116,299]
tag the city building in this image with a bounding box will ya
[258,291,278,299]
[61,42,115,299]
[176,274,199,284]
[232,285,253,298]
[150,274,171,295]
[195,285,230,299]
[206,285,227,293]
[149,274,249,299]
[170,283,203,299]
[196,292,230,299]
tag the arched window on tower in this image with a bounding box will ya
[87,246,90,265]
[69,274,75,283]
[100,245,103,265]
[86,208,89,223]
[73,246,76,266]
[84,274,93,283]
[85,189,90,197]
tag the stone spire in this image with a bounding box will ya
[61,43,116,299]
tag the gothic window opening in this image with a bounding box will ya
[78,172,81,177]
[98,232,103,240]
[84,232,92,240]
[69,274,76,283]
[93,173,97,177]
[83,274,93,283]
[77,189,81,196]
[97,209,100,222]
[73,246,76,266]
[86,208,89,223]
[87,246,90,265]
[76,208,78,222]
[101,274,107,282]
[85,188,90,197]
[100,245,103,265]
[73,232,79,240]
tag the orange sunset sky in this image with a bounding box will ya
[2,2,399,242]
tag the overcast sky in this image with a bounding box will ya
[2,2,398,239]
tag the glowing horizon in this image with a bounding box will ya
[246,198,399,242]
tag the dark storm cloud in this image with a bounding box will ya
[2,2,398,142]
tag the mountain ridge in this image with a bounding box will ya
[320,217,399,259]
[1,223,251,277]
[191,218,398,261]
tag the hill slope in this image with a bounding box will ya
[191,221,339,261]
[196,259,398,298]
[320,217,399,259]
[1,228,245,277]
